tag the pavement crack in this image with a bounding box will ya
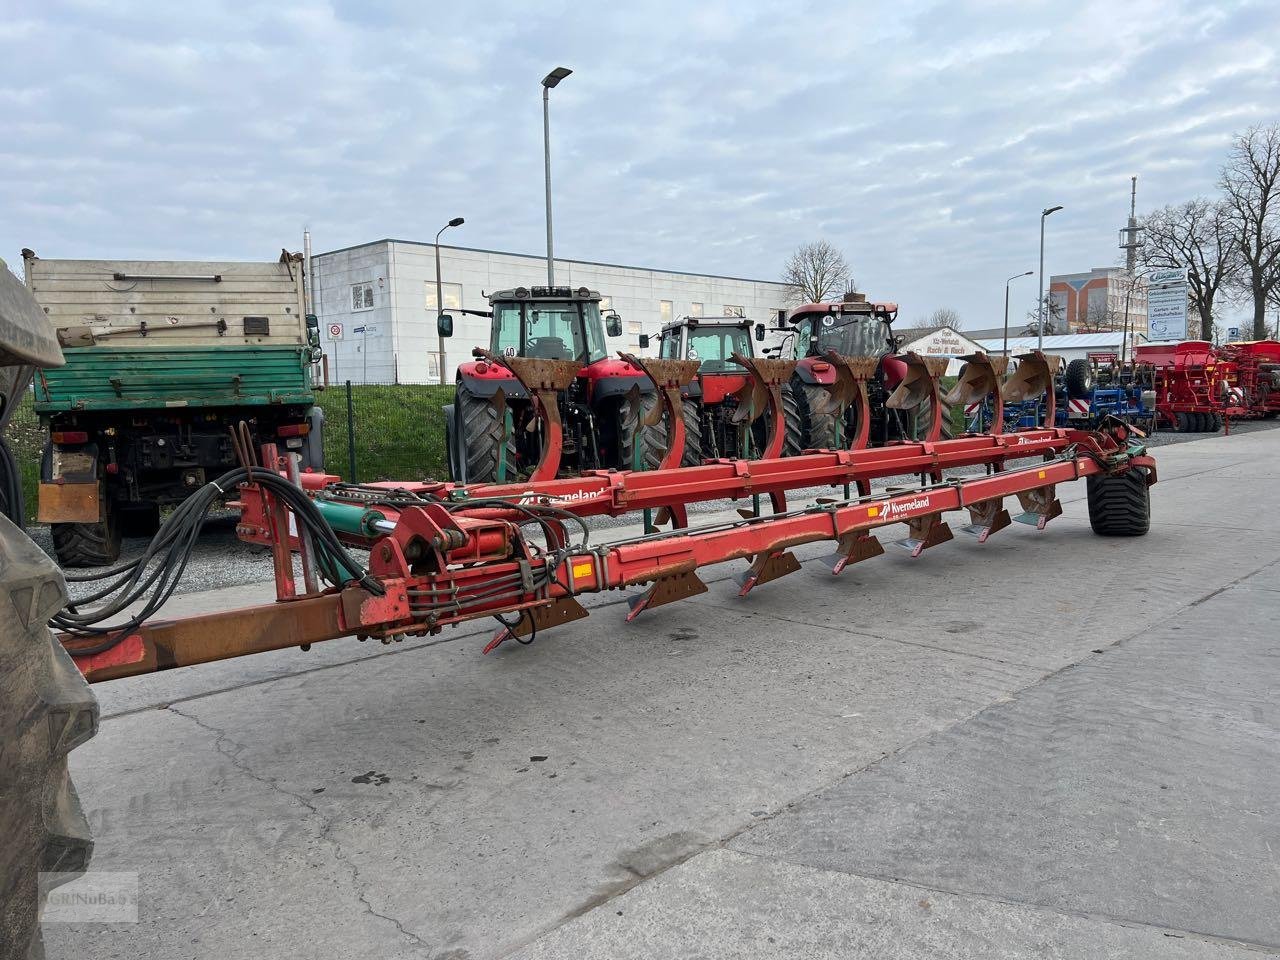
[166,704,431,949]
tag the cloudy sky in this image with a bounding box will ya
[2,0,1276,329]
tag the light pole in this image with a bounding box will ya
[434,216,465,385]
[1037,205,1063,349]
[541,66,572,287]
[1003,270,1033,356]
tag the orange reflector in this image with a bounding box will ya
[52,431,89,444]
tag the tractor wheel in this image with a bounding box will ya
[1,514,99,960]
[680,401,704,468]
[51,500,121,569]
[910,396,947,441]
[792,382,838,452]
[0,436,22,529]
[1209,413,1223,432]
[456,386,517,482]
[1175,412,1189,432]
[781,383,807,457]
[1086,467,1151,536]
[619,392,665,471]
[1065,358,1094,399]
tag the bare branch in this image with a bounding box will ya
[1219,123,1280,338]
[781,240,853,305]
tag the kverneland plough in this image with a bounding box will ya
[54,351,1157,685]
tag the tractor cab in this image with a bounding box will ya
[782,293,898,362]
[488,286,617,365]
[656,315,754,376]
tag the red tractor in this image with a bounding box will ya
[771,292,943,451]
[439,286,661,482]
[645,315,791,465]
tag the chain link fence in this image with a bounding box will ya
[315,381,454,484]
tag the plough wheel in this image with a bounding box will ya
[1086,468,1151,537]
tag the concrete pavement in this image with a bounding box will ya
[44,428,1280,959]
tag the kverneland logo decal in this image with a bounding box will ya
[868,495,932,520]
[517,489,602,506]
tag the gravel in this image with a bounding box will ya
[27,417,1279,603]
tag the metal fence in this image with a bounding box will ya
[315,381,454,484]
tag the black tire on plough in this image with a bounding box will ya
[1086,467,1151,537]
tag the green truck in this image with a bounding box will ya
[23,249,323,567]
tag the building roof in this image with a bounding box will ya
[316,238,786,287]
[976,332,1123,352]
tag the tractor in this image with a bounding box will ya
[644,315,795,465]
[770,292,943,451]
[439,285,662,482]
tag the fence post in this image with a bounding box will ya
[345,380,357,482]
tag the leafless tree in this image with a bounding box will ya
[781,240,852,304]
[903,307,962,331]
[1220,123,1280,339]
[1138,199,1236,341]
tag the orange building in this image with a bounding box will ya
[1049,267,1146,333]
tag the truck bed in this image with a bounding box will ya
[34,344,314,412]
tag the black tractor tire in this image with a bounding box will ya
[790,381,838,453]
[680,401,704,468]
[1086,467,1151,536]
[119,502,161,539]
[1209,413,1223,432]
[781,383,807,457]
[0,436,22,530]
[1,514,99,960]
[909,397,947,441]
[1065,358,1094,399]
[51,501,121,569]
[619,392,665,472]
[455,386,517,483]
[1175,412,1190,432]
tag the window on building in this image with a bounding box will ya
[425,282,462,312]
[659,300,673,324]
[690,302,704,317]
[626,320,643,334]
[351,282,375,311]
[723,305,744,318]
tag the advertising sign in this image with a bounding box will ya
[1147,268,1188,341]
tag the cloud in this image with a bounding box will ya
[1,0,1276,327]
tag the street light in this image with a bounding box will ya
[541,66,572,287]
[1037,205,1063,349]
[1003,270,1033,357]
[434,216,465,385]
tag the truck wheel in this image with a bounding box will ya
[1,514,99,960]
[456,386,516,482]
[1175,412,1189,432]
[1086,467,1151,536]
[1065,359,1094,399]
[619,393,664,471]
[51,504,121,569]
[680,401,704,468]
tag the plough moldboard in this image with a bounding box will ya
[57,350,1157,683]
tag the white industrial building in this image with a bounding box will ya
[974,332,1126,365]
[312,240,791,384]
